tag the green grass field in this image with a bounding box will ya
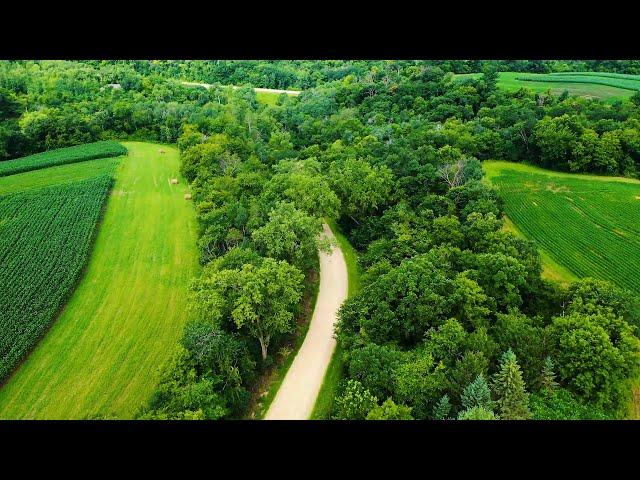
[484,161,640,294]
[455,72,636,101]
[0,142,200,419]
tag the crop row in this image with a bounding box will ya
[0,141,127,178]
[494,171,640,295]
[0,175,114,381]
[515,74,640,92]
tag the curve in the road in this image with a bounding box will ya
[181,81,302,96]
[265,223,348,420]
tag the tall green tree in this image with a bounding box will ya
[461,374,494,412]
[492,349,531,420]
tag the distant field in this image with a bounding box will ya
[484,161,640,294]
[0,142,200,419]
[0,141,127,177]
[455,72,636,101]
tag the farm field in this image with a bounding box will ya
[0,157,120,195]
[484,160,640,295]
[0,176,114,382]
[455,72,636,101]
[0,142,200,419]
[0,141,126,177]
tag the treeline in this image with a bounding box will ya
[0,61,251,160]
[4,61,640,176]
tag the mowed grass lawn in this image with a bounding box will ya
[455,72,635,101]
[0,142,200,419]
[484,161,640,294]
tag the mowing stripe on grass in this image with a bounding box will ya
[0,142,200,419]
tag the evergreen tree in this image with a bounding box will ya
[492,349,531,420]
[540,356,559,393]
[461,373,494,411]
[432,394,452,420]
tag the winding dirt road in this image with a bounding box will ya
[181,81,302,96]
[265,223,347,420]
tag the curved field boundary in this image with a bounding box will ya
[484,160,640,295]
[265,223,348,420]
[0,141,127,177]
[0,142,200,419]
[515,74,640,92]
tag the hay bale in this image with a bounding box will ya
[184,193,192,200]
[170,178,178,184]
[159,149,165,154]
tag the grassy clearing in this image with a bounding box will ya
[310,218,361,420]
[455,72,635,101]
[256,90,284,106]
[0,142,200,419]
[484,160,640,295]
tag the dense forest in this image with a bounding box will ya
[2,60,639,419]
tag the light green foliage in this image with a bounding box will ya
[252,201,329,270]
[548,311,640,410]
[393,350,446,419]
[530,388,609,420]
[329,157,394,223]
[540,356,559,393]
[333,380,378,420]
[366,398,413,420]
[492,349,531,420]
[457,406,496,420]
[191,257,304,360]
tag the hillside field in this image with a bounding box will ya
[484,161,640,294]
[0,142,200,419]
[455,72,637,101]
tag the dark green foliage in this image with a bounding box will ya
[530,388,609,420]
[347,343,404,401]
[139,322,256,419]
[540,356,559,393]
[461,374,494,412]
[432,394,452,420]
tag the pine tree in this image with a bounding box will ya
[540,356,559,393]
[492,349,531,420]
[461,373,494,411]
[432,394,452,420]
